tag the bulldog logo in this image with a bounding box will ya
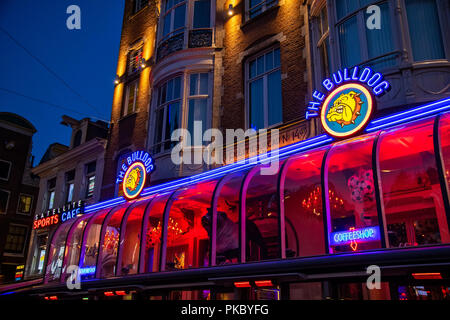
[326,91,363,128]
[125,167,142,192]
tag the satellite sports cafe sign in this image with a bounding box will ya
[33,200,85,230]
[306,66,390,138]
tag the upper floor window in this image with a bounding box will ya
[193,0,210,28]
[247,0,278,20]
[336,0,395,70]
[47,178,56,210]
[161,0,187,42]
[188,73,210,146]
[153,76,182,154]
[122,80,139,117]
[127,47,143,75]
[85,161,96,199]
[0,160,11,181]
[64,170,75,203]
[132,0,147,15]
[246,47,282,130]
[317,6,330,79]
[17,194,33,215]
[0,189,10,214]
[405,0,446,62]
[4,224,28,255]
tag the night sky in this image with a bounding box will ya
[0,0,124,164]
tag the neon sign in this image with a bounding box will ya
[329,226,380,248]
[306,66,390,138]
[116,150,155,200]
[33,200,84,229]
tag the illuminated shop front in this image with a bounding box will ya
[34,96,450,300]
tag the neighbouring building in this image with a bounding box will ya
[0,113,39,283]
[24,116,108,280]
[5,0,450,300]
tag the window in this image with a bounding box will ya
[153,76,182,154]
[188,73,210,146]
[247,0,278,20]
[164,180,218,270]
[281,148,327,258]
[0,160,11,180]
[161,0,186,42]
[244,163,283,262]
[4,224,28,255]
[123,80,139,117]
[127,47,143,75]
[17,194,33,214]
[85,162,96,198]
[132,0,147,15]
[378,118,450,248]
[336,1,396,70]
[65,170,75,203]
[405,0,445,62]
[247,47,282,130]
[193,0,210,28]
[317,6,331,79]
[0,189,10,214]
[47,178,56,210]
[326,135,382,253]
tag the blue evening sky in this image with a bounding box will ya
[0,0,124,164]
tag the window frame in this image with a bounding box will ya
[332,0,399,70]
[64,170,76,204]
[0,159,12,181]
[401,0,449,63]
[244,46,283,130]
[85,161,97,199]
[17,193,34,216]
[151,75,184,155]
[131,0,148,15]
[0,188,10,214]
[3,223,29,256]
[127,46,144,76]
[46,178,57,211]
[245,0,279,22]
[122,79,139,118]
[186,71,212,147]
[159,0,188,44]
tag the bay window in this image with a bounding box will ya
[336,0,396,70]
[247,47,282,130]
[153,76,182,154]
[161,0,187,42]
[188,73,210,146]
[405,0,446,62]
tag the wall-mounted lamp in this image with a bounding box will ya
[114,75,120,85]
[141,58,147,69]
[227,4,234,16]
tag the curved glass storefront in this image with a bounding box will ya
[43,113,450,284]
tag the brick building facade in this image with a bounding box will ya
[0,113,39,283]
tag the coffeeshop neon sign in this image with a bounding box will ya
[116,150,155,200]
[329,226,380,247]
[306,66,390,138]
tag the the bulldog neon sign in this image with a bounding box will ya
[116,150,155,200]
[306,66,390,138]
